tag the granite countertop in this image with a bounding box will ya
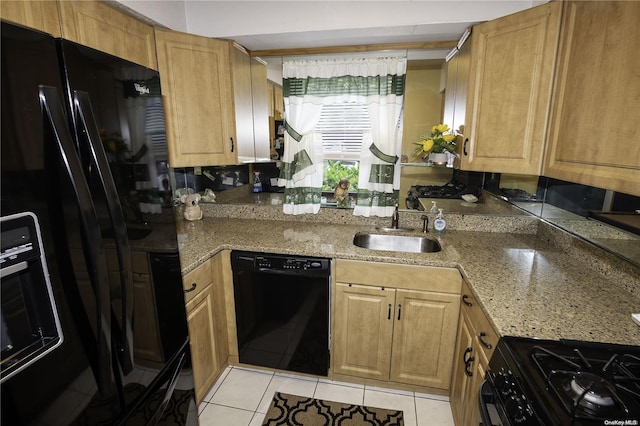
[175,215,640,347]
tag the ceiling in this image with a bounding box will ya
[117,1,543,54]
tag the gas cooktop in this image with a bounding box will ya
[488,337,640,425]
[405,170,483,209]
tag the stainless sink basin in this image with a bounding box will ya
[353,232,441,253]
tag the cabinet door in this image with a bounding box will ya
[390,289,460,389]
[467,337,490,426]
[544,1,640,197]
[1,1,61,36]
[58,1,157,69]
[155,29,237,167]
[251,57,271,162]
[459,1,561,175]
[186,282,218,405]
[449,313,475,426]
[231,44,255,163]
[333,283,395,381]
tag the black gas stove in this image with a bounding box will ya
[482,336,640,425]
[405,170,483,209]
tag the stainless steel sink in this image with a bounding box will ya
[353,232,441,253]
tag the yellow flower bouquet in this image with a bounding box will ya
[412,124,458,159]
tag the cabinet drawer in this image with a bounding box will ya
[183,259,213,303]
[460,281,498,360]
[335,259,461,294]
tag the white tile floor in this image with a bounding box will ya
[198,366,454,426]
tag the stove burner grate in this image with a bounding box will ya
[569,373,616,407]
[531,345,640,422]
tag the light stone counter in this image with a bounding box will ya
[175,211,640,347]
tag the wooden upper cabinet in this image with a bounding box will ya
[544,1,640,197]
[155,29,237,167]
[251,57,271,162]
[457,1,561,175]
[230,45,271,163]
[231,44,255,163]
[1,1,61,36]
[58,1,157,70]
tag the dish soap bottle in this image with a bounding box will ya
[434,208,446,234]
[252,171,262,193]
[430,200,438,213]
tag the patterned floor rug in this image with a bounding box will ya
[262,392,404,426]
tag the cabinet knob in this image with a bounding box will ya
[184,283,197,293]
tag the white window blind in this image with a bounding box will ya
[145,97,168,161]
[315,103,370,160]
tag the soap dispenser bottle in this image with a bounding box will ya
[434,208,446,234]
[252,171,262,193]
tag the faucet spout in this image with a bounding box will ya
[391,203,399,229]
[421,215,429,233]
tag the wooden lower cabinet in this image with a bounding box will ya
[450,280,498,426]
[183,252,229,404]
[333,260,461,391]
[333,284,395,381]
[390,289,460,388]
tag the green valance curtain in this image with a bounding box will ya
[279,57,407,216]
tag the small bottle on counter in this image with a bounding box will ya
[234,171,243,186]
[434,208,446,234]
[430,200,438,213]
[252,171,262,193]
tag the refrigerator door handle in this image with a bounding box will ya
[39,85,114,395]
[73,90,134,374]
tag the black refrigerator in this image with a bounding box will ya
[0,22,197,425]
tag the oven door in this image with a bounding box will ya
[479,379,505,426]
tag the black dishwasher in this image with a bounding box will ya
[231,251,330,376]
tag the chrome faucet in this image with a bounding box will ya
[421,215,429,233]
[391,203,399,229]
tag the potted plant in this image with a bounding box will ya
[412,124,458,165]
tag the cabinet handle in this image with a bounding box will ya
[462,294,473,307]
[463,138,469,156]
[388,304,392,320]
[397,304,402,321]
[463,347,474,377]
[184,283,197,293]
[478,332,492,349]
[230,137,235,152]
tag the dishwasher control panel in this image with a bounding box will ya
[256,255,330,271]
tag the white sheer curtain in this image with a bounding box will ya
[279,56,406,216]
[353,59,406,217]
